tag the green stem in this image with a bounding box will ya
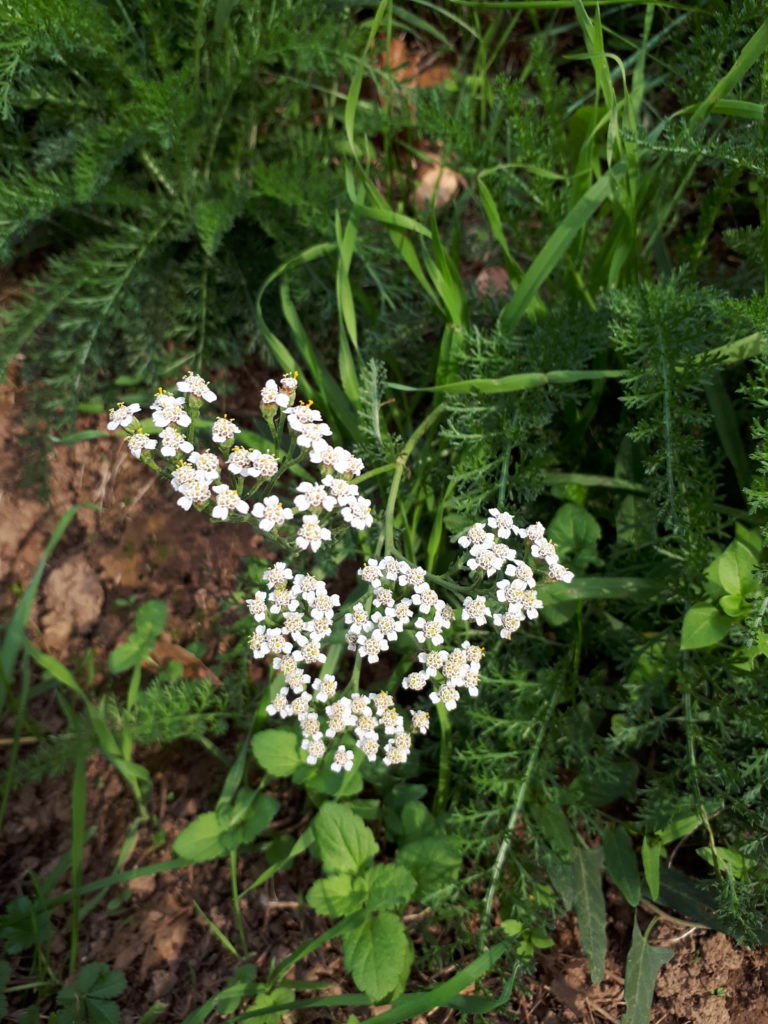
[383,404,446,556]
[480,678,561,944]
[229,848,248,955]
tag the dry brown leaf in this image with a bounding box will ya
[148,634,223,686]
[41,553,105,654]
[412,162,462,210]
[476,265,511,298]
[138,892,192,979]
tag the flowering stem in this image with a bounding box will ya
[479,677,561,946]
[432,701,451,816]
[384,404,446,557]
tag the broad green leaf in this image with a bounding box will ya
[572,846,606,984]
[251,729,302,778]
[603,826,641,907]
[173,812,226,862]
[542,576,657,605]
[548,502,602,569]
[396,836,461,895]
[620,919,674,1024]
[76,962,126,1000]
[109,600,167,673]
[364,863,417,911]
[313,802,378,875]
[389,367,624,396]
[217,792,279,851]
[366,939,514,1023]
[680,604,731,650]
[697,845,753,880]
[306,874,359,917]
[0,896,54,953]
[344,911,413,1002]
[641,836,662,901]
[719,593,746,618]
[716,540,756,596]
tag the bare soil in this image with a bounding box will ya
[2,374,768,1024]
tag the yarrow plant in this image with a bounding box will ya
[108,372,575,773]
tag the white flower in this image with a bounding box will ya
[188,450,220,482]
[246,592,268,621]
[531,538,559,565]
[418,648,447,678]
[383,733,411,766]
[177,477,212,510]
[279,374,299,398]
[402,671,428,691]
[329,446,364,477]
[331,745,354,772]
[252,496,294,531]
[261,379,290,409]
[107,402,141,430]
[412,587,440,614]
[324,476,360,504]
[548,563,575,583]
[294,482,336,513]
[526,522,547,541]
[287,404,322,431]
[357,632,388,664]
[340,496,373,530]
[430,683,460,711]
[410,710,430,735]
[211,484,249,520]
[159,427,194,457]
[302,736,327,765]
[462,595,491,626]
[296,514,331,553]
[250,451,280,478]
[294,420,333,449]
[126,430,157,459]
[176,372,217,403]
[265,562,293,588]
[493,610,522,639]
[150,389,191,429]
[458,523,492,550]
[226,446,253,476]
[344,602,371,635]
[496,577,525,604]
[487,508,516,539]
[467,546,504,577]
[266,687,291,718]
[519,588,543,619]
[397,563,428,593]
[312,674,338,702]
[505,560,536,589]
[414,615,446,647]
[212,416,241,444]
[371,612,400,643]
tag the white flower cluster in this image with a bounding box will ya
[248,560,444,770]
[457,508,573,641]
[249,553,488,772]
[107,372,371,546]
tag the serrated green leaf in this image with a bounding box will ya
[0,896,53,954]
[313,802,378,875]
[364,863,417,911]
[620,919,674,1024]
[396,836,461,896]
[76,962,126,1000]
[548,502,602,569]
[572,846,606,984]
[344,911,413,1002]
[306,874,359,917]
[251,729,302,778]
[603,827,641,907]
[173,811,226,862]
[680,604,731,650]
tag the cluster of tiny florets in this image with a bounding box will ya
[109,375,577,776]
[108,372,369,544]
[457,508,573,641]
